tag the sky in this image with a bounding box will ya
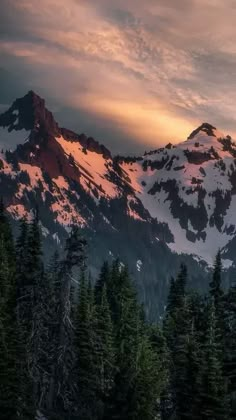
[1,0,236,154]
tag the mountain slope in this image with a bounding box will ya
[0,92,235,317]
[119,123,236,266]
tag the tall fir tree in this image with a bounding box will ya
[129,334,162,420]
[224,279,236,417]
[95,261,110,305]
[106,259,121,326]
[209,251,223,307]
[15,217,35,419]
[198,300,229,420]
[107,266,140,420]
[163,264,194,419]
[56,225,87,416]
[95,284,115,417]
[25,212,45,414]
[0,235,18,419]
[44,251,62,418]
[74,271,101,419]
[209,251,225,334]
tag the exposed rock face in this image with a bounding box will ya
[0,91,60,136]
[1,93,236,318]
[60,128,111,159]
[188,122,217,139]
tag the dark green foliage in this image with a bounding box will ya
[0,231,18,419]
[64,225,87,271]
[44,251,62,415]
[55,226,88,417]
[209,250,225,335]
[74,273,101,419]
[95,261,110,305]
[198,301,229,420]
[93,283,115,418]
[164,266,192,419]
[108,266,140,419]
[0,197,15,258]
[0,206,234,420]
[224,280,236,416]
[129,335,161,420]
[210,251,224,308]
[162,262,230,420]
[15,217,35,419]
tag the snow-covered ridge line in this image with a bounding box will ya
[1,92,236,267]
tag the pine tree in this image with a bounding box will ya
[163,264,192,419]
[209,251,227,391]
[16,217,28,273]
[106,258,121,326]
[149,326,170,419]
[25,212,45,414]
[26,211,43,285]
[0,237,18,419]
[182,320,202,420]
[95,284,115,417]
[224,280,236,417]
[173,264,187,309]
[95,261,110,305]
[63,225,87,272]
[166,276,177,313]
[198,301,229,420]
[210,251,223,305]
[209,251,225,328]
[56,226,87,416]
[0,204,18,419]
[74,272,101,420]
[0,197,15,258]
[163,264,188,350]
[107,266,140,420]
[129,334,161,420]
[15,217,36,419]
[171,295,192,419]
[44,251,62,417]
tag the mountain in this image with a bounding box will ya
[0,91,236,317]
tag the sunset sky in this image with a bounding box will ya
[1,0,236,153]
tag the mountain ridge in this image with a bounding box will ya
[1,91,236,317]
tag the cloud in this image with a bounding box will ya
[1,0,236,153]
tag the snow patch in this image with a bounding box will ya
[39,222,50,237]
[222,259,233,269]
[56,135,118,198]
[136,259,142,272]
[52,232,60,244]
[7,204,27,219]
[53,175,69,190]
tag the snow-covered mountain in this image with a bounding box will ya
[119,124,236,267]
[1,91,236,316]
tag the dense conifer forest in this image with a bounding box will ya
[0,201,236,419]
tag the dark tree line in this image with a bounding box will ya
[0,205,165,419]
[0,202,236,419]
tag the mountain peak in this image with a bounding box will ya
[26,89,41,99]
[187,122,217,140]
[0,91,59,136]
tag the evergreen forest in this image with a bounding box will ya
[0,202,236,420]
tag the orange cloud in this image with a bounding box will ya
[73,94,195,147]
[2,0,236,152]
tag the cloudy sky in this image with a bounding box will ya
[1,0,236,154]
